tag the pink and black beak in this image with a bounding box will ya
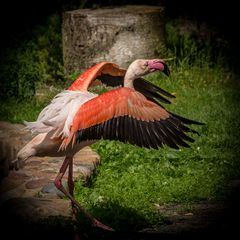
[146,59,170,76]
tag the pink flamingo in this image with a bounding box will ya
[17,59,203,230]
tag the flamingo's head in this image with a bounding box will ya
[144,59,170,76]
[127,59,170,78]
[124,59,170,88]
[14,145,36,169]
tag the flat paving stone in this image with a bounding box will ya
[0,121,101,221]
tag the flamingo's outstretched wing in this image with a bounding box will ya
[61,88,202,150]
[68,62,126,91]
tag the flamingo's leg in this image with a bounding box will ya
[54,156,114,231]
[68,156,74,197]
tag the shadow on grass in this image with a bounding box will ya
[74,191,240,239]
[0,197,176,240]
[1,191,240,240]
[73,200,178,240]
[75,200,157,232]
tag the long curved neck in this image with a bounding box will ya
[123,66,138,89]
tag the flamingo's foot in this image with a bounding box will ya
[72,200,114,231]
[92,218,114,231]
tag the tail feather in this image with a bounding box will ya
[58,132,75,151]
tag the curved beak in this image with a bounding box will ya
[147,59,170,76]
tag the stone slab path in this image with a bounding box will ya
[0,121,100,220]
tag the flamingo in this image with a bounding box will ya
[16,59,203,230]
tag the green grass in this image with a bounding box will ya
[1,59,239,231]
[74,62,240,230]
[1,56,240,231]
[1,21,240,231]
